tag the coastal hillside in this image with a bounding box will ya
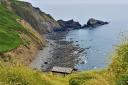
[0,0,128,85]
[1,0,61,33]
[0,2,44,64]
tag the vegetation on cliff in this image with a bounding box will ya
[0,0,128,85]
[0,3,44,64]
[0,5,23,53]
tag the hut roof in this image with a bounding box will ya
[52,66,73,74]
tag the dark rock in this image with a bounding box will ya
[85,18,109,28]
[56,56,59,58]
[44,62,48,64]
[73,68,78,71]
[57,18,109,30]
[76,44,79,46]
[80,61,85,64]
[40,48,43,50]
[78,48,85,53]
[57,19,82,30]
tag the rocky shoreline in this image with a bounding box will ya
[30,31,87,71]
[29,18,109,71]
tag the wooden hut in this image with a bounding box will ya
[51,66,73,76]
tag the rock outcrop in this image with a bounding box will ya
[57,18,109,30]
[57,19,82,31]
[82,18,109,28]
[2,0,61,33]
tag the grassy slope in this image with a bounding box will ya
[0,5,25,53]
[0,3,43,53]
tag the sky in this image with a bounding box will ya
[21,0,128,5]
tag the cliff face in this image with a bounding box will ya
[1,0,61,33]
[13,1,61,33]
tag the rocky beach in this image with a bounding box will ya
[30,31,87,71]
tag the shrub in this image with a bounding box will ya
[117,74,128,85]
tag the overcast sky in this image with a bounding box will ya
[21,0,128,5]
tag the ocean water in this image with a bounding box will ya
[66,23,128,70]
[25,2,128,70]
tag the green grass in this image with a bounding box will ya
[0,5,26,53]
[0,62,52,85]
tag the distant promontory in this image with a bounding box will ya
[56,18,109,31]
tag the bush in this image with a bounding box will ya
[109,44,128,76]
[117,74,128,85]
